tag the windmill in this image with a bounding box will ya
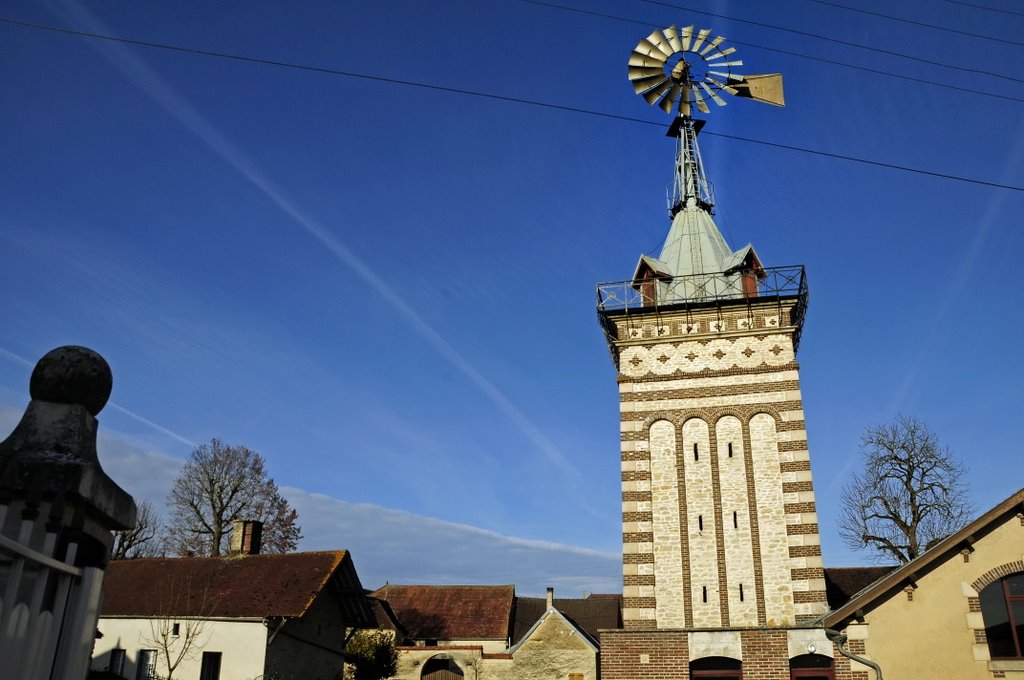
[628,25,784,214]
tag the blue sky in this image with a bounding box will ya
[1,0,1022,596]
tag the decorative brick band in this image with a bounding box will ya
[972,559,1024,591]
[620,400,804,423]
[623,596,657,608]
[617,362,800,381]
[776,419,808,432]
[790,567,826,580]
[741,419,768,626]
[789,545,822,557]
[623,532,654,543]
[622,511,653,523]
[777,440,809,452]
[622,491,652,502]
[623,553,655,564]
[783,502,817,514]
[622,470,651,482]
[782,481,814,493]
[785,523,819,536]
[619,380,802,403]
[624,574,657,586]
[793,590,828,604]
[779,461,811,472]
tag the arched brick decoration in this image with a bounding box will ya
[650,419,686,627]
[972,560,1024,592]
[683,417,720,627]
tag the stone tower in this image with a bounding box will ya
[596,119,828,632]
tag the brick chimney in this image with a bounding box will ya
[230,519,263,555]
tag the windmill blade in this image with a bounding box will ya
[659,83,682,114]
[707,77,739,95]
[709,71,742,80]
[634,38,669,60]
[731,73,786,106]
[699,36,727,56]
[644,30,675,58]
[629,51,667,68]
[691,83,710,114]
[691,28,712,53]
[680,25,694,51]
[642,80,673,105]
[664,25,683,52]
[700,81,727,107]
[705,46,737,61]
[628,65,666,81]
[632,74,669,94]
[712,60,744,68]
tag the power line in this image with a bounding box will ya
[1,15,1022,194]
[634,0,1024,84]
[521,0,1024,104]
[939,0,1024,19]
[810,0,1024,46]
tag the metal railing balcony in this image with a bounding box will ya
[596,264,807,313]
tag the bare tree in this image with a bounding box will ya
[165,439,301,557]
[839,415,972,563]
[111,500,163,559]
[140,575,212,680]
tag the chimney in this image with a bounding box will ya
[230,519,263,555]
[546,587,554,609]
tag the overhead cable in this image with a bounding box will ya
[1,15,1022,194]
[939,0,1024,18]
[809,0,1024,47]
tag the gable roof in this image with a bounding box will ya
[823,567,897,610]
[372,585,514,640]
[101,551,373,624]
[512,595,622,645]
[510,606,598,654]
[823,488,1024,628]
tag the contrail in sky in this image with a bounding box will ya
[55,1,580,479]
[0,345,196,448]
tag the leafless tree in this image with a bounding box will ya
[140,575,213,680]
[839,415,972,563]
[165,439,301,557]
[111,500,163,559]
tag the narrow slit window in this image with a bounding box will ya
[693,443,699,461]
[739,584,745,601]
[728,442,733,458]
[733,511,738,528]
[702,586,708,603]
[698,515,704,531]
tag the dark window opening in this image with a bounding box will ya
[693,443,699,461]
[733,511,738,528]
[790,653,835,679]
[199,652,222,680]
[109,649,126,676]
[739,584,744,601]
[691,656,741,679]
[728,443,733,458]
[698,515,704,531]
[981,572,1024,659]
[171,623,180,637]
[136,650,156,680]
[702,586,708,603]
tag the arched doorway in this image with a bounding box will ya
[421,655,464,680]
[790,653,835,680]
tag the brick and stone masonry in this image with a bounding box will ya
[610,298,829,630]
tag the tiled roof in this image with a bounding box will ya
[102,551,374,624]
[512,595,622,645]
[823,566,897,610]
[373,585,515,640]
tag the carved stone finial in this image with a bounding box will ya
[29,346,112,416]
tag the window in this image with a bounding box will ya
[136,650,156,680]
[109,649,126,676]
[171,622,180,636]
[199,652,222,680]
[690,656,741,679]
[790,653,834,679]
[981,572,1024,659]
